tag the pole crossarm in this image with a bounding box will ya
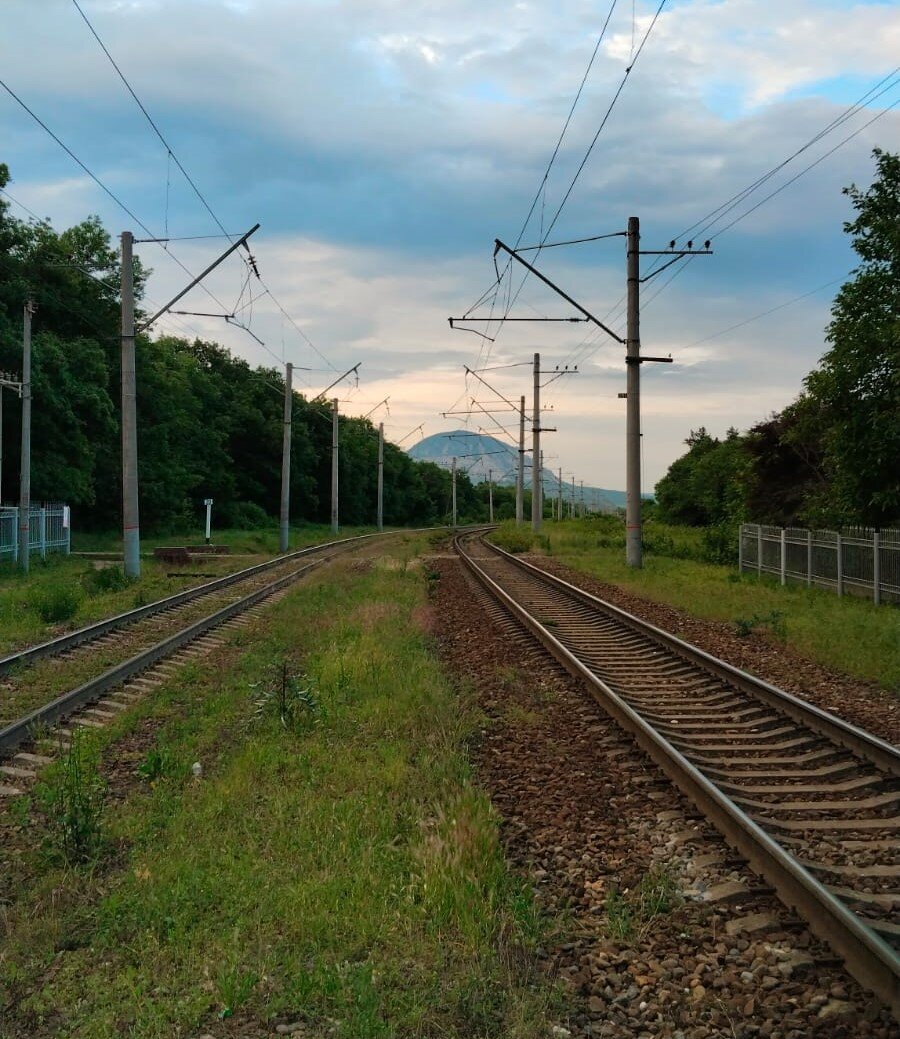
[450,316,589,323]
[494,239,625,345]
[312,363,361,403]
[137,223,260,332]
[639,246,713,282]
[463,365,519,411]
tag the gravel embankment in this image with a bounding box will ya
[427,557,899,1039]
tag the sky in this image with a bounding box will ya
[1,0,898,492]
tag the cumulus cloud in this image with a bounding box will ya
[1,0,898,488]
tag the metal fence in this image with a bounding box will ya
[739,523,900,605]
[0,504,71,563]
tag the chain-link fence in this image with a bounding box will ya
[739,523,900,605]
[0,504,71,563]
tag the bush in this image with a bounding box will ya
[82,565,131,594]
[219,500,271,530]
[31,585,82,623]
[34,730,107,864]
[489,526,534,554]
[701,522,738,565]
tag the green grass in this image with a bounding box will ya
[0,526,391,656]
[70,522,381,555]
[491,518,900,691]
[0,540,559,1038]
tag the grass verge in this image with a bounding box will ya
[489,519,900,691]
[0,544,558,1038]
[0,525,385,656]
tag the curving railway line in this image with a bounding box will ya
[0,530,420,769]
[454,531,900,1016]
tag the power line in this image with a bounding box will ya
[69,1,335,372]
[71,0,231,239]
[482,0,668,358]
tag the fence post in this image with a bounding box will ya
[873,532,880,606]
[11,508,18,564]
[65,508,71,556]
[807,530,812,587]
[757,526,763,576]
[39,507,46,560]
[836,534,843,597]
[779,528,786,585]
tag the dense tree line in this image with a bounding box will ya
[0,163,490,532]
[655,150,899,532]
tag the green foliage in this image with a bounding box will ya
[652,151,899,529]
[82,565,131,594]
[34,730,107,864]
[489,523,534,554]
[136,746,182,783]
[605,865,681,940]
[250,661,319,733]
[30,583,82,623]
[654,427,746,528]
[733,609,787,640]
[0,168,465,531]
[804,149,900,526]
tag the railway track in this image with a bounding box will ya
[0,530,421,779]
[455,532,900,1016]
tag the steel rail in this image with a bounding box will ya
[0,528,443,678]
[0,559,323,756]
[486,542,899,777]
[454,533,900,1015]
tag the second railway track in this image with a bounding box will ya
[455,532,900,1016]
[0,530,423,772]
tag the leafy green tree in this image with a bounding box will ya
[804,149,900,525]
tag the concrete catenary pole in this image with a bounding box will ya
[558,467,563,522]
[571,475,576,518]
[531,352,541,533]
[330,397,339,534]
[279,361,293,553]
[377,421,384,532]
[18,301,34,571]
[625,216,642,567]
[120,230,140,578]
[451,456,457,527]
[516,395,525,526]
[488,468,493,522]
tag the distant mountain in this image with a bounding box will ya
[407,430,633,512]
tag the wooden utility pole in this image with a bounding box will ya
[120,230,140,578]
[377,421,384,532]
[331,398,339,534]
[516,395,525,526]
[279,361,293,553]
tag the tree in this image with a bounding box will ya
[804,149,900,526]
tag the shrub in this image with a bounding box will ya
[34,730,107,864]
[490,526,533,554]
[31,585,82,624]
[82,565,131,594]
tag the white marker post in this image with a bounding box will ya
[204,498,213,545]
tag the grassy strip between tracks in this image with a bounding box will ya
[491,519,900,692]
[0,539,559,1038]
[0,525,380,656]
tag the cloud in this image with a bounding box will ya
[1,0,898,490]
